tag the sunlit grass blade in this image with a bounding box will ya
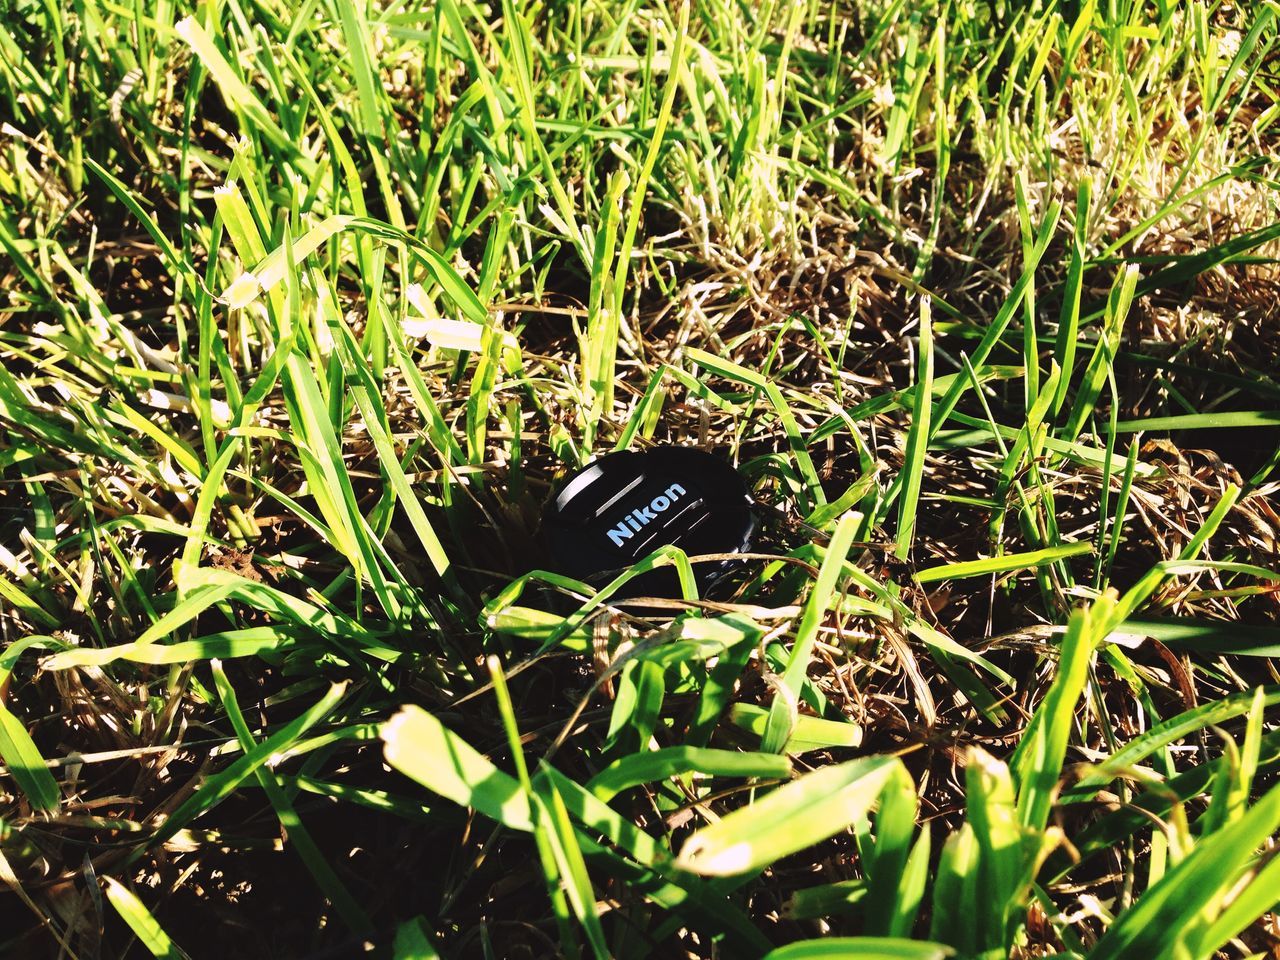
[0,701,60,812]
[1088,779,1280,960]
[687,347,826,509]
[762,939,952,960]
[895,298,932,561]
[382,705,533,831]
[676,756,904,877]
[104,878,190,960]
[762,512,858,753]
[1013,596,1106,829]
[914,540,1091,585]
[587,747,791,802]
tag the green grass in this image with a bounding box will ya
[2,0,1280,957]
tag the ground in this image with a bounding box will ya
[2,0,1280,958]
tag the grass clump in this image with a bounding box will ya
[2,0,1280,956]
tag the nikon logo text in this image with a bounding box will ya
[606,483,688,548]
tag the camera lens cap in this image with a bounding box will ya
[543,446,756,598]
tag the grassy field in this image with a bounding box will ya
[3,0,1280,956]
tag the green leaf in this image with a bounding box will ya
[763,513,859,753]
[213,663,372,935]
[762,938,953,960]
[687,347,825,508]
[587,747,791,802]
[381,705,534,832]
[334,0,385,140]
[1064,685,1280,803]
[782,880,866,921]
[1089,779,1280,960]
[392,917,441,960]
[1121,617,1280,656]
[862,762,923,937]
[1110,410,1280,433]
[42,629,297,669]
[896,297,933,560]
[1014,597,1104,829]
[914,541,1093,584]
[675,755,903,876]
[0,702,60,812]
[727,704,863,753]
[152,682,349,847]
[104,878,190,960]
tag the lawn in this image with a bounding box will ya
[2,0,1280,957]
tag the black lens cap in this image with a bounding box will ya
[543,446,756,599]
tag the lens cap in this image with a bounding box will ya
[543,446,755,599]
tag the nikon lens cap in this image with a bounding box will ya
[543,446,755,599]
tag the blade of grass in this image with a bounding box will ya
[896,298,932,561]
[0,701,61,812]
[211,661,373,935]
[914,541,1092,585]
[104,878,190,960]
[762,512,858,753]
[675,755,905,877]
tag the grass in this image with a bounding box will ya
[2,0,1280,956]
